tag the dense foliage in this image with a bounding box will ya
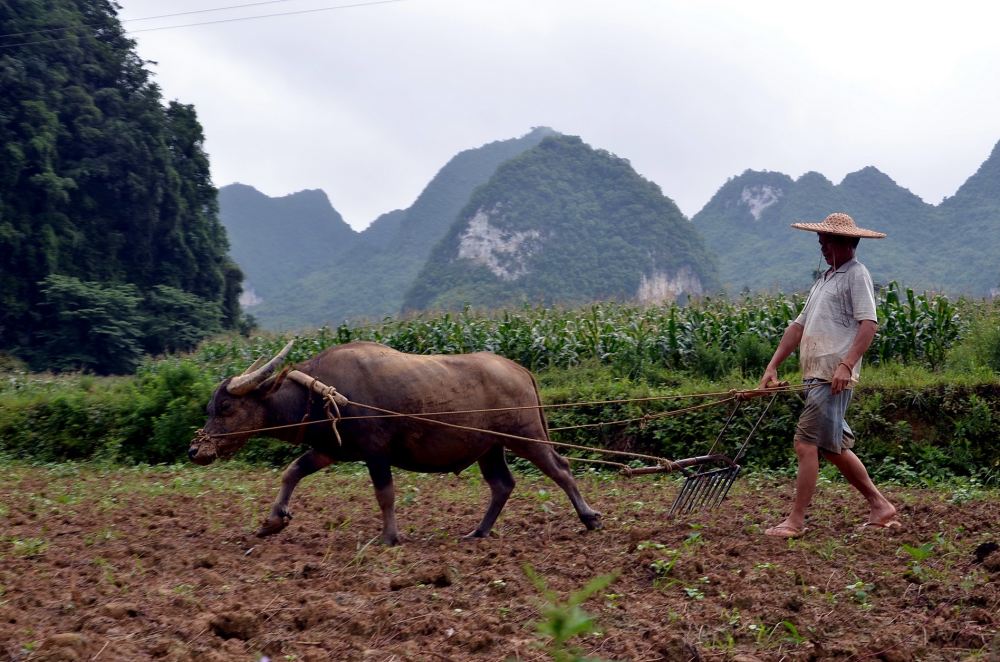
[0,0,244,373]
[328,282,956,377]
[403,135,719,312]
[3,288,994,485]
[693,141,1000,296]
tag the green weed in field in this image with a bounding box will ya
[523,564,619,662]
[900,539,937,582]
[10,536,48,558]
[845,580,874,609]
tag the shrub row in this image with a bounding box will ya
[543,378,1000,485]
[2,359,997,485]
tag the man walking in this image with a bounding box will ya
[758,212,898,538]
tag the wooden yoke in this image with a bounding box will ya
[286,369,349,445]
[286,370,349,406]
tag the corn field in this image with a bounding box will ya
[196,282,965,380]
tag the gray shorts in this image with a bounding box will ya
[794,379,855,454]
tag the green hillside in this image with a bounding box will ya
[939,141,1000,294]
[693,142,1000,295]
[218,184,356,305]
[240,128,556,329]
[402,135,719,312]
[0,0,243,374]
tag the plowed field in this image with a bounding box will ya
[1,464,997,661]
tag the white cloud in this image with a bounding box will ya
[120,0,1000,229]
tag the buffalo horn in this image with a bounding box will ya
[240,355,269,376]
[226,340,295,395]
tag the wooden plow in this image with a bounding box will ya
[616,386,785,516]
[220,370,810,519]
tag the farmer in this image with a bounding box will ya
[757,212,898,538]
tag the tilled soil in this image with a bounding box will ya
[1,464,998,661]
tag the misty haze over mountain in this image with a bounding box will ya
[220,131,1000,331]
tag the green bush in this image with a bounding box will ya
[947,306,1000,374]
[0,376,131,462]
[116,360,216,464]
[689,342,731,381]
[733,334,773,379]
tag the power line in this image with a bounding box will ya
[0,0,407,50]
[131,0,407,34]
[0,0,297,40]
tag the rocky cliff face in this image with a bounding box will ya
[456,208,543,281]
[402,135,718,312]
[636,267,704,304]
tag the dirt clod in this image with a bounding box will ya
[100,602,139,619]
[209,612,257,640]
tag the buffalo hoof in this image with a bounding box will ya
[256,513,291,538]
[461,530,494,541]
[582,512,603,531]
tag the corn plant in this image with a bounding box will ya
[872,282,962,369]
[195,285,966,379]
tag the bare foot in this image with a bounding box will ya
[867,499,897,527]
[765,522,808,538]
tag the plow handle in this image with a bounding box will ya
[622,453,737,476]
[732,381,789,401]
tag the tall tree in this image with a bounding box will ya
[0,0,243,372]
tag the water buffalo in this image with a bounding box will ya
[189,341,601,545]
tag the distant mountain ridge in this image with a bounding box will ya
[403,135,718,311]
[218,184,355,306]
[220,135,1000,331]
[226,127,557,329]
[692,141,1000,296]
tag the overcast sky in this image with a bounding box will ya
[118,0,1000,231]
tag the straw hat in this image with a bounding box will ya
[790,212,886,239]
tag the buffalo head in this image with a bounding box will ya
[188,340,294,465]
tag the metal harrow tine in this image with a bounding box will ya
[668,472,698,516]
[704,466,734,509]
[688,468,716,511]
[670,470,708,516]
[668,464,741,516]
[694,468,724,510]
[708,465,740,509]
[699,471,723,510]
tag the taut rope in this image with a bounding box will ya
[199,371,824,473]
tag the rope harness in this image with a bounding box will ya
[198,370,823,475]
[286,370,349,446]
